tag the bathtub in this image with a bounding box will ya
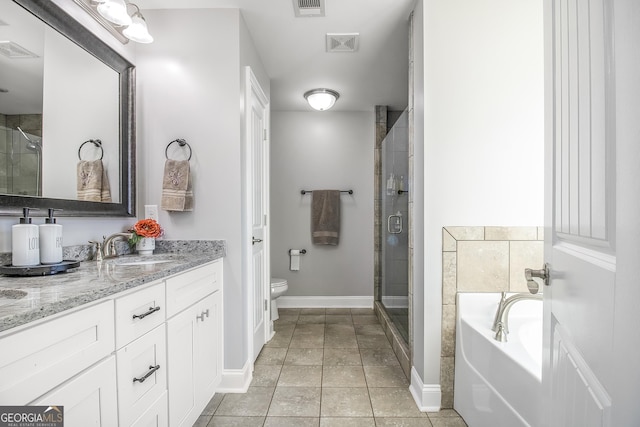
[454,292,543,427]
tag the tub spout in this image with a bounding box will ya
[492,293,543,342]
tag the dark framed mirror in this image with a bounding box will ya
[0,0,135,217]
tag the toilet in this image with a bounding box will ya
[270,278,288,321]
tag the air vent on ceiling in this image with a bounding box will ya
[326,33,359,53]
[293,0,325,17]
[0,41,38,59]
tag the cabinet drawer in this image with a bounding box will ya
[0,300,115,405]
[166,260,222,318]
[115,281,165,348]
[32,356,118,427]
[131,391,168,427]
[117,324,167,427]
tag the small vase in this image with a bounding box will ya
[136,237,155,255]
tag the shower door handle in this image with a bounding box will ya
[387,214,402,234]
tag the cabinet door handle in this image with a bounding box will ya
[133,364,160,383]
[132,306,160,320]
[196,309,210,321]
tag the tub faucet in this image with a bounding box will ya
[102,232,133,258]
[492,292,543,342]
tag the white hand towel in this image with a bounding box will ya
[290,249,300,271]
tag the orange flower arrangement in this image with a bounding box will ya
[128,218,163,246]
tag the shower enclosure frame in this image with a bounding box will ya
[373,105,412,379]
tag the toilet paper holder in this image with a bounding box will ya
[289,249,307,255]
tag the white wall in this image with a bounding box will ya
[136,8,269,371]
[412,0,544,404]
[270,111,374,299]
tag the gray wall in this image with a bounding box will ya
[136,8,269,371]
[270,111,374,298]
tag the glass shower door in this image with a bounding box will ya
[380,110,409,343]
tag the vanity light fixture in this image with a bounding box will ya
[97,0,131,26]
[304,88,340,111]
[96,0,153,43]
[122,4,153,43]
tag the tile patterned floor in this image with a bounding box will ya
[195,308,468,427]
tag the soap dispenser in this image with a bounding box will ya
[12,207,40,266]
[40,208,63,264]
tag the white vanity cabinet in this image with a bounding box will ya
[0,257,223,427]
[114,281,168,427]
[0,300,117,426]
[166,260,222,427]
[32,356,119,427]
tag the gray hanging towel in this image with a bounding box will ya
[77,159,111,202]
[311,190,340,245]
[161,159,194,211]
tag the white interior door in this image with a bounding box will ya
[246,67,270,363]
[543,0,615,424]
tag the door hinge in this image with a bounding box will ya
[264,214,267,225]
[264,299,268,311]
[263,129,267,141]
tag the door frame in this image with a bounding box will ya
[243,66,271,368]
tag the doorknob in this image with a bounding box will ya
[524,263,550,294]
[252,237,263,245]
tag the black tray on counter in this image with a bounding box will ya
[0,260,80,277]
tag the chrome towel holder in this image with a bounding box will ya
[78,139,103,160]
[165,138,192,161]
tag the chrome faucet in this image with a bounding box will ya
[102,232,133,258]
[492,291,542,342]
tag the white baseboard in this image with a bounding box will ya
[410,367,442,412]
[277,295,373,308]
[218,359,252,393]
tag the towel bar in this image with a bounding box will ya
[301,189,353,195]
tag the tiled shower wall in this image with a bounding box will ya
[440,226,544,408]
[0,114,43,196]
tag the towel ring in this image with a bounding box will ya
[165,138,192,161]
[78,139,103,160]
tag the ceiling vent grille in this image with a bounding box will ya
[0,41,38,59]
[326,33,360,53]
[293,0,325,17]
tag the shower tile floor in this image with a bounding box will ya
[195,308,468,427]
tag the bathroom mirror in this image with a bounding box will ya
[0,0,135,217]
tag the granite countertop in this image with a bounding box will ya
[0,240,225,333]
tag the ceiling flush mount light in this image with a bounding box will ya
[304,88,340,111]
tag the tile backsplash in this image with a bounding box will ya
[440,226,543,408]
